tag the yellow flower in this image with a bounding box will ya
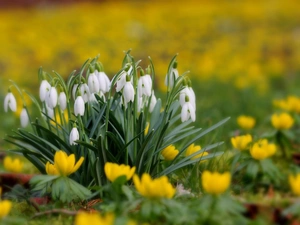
[250,139,276,160]
[289,173,300,196]
[0,200,12,219]
[161,145,179,161]
[185,144,208,160]
[74,212,114,225]
[45,151,84,176]
[3,156,23,173]
[237,115,256,130]
[133,173,176,199]
[104,162,136,182]
[271,112,294,130]
[202,171,231,195]
[231,134,252,151]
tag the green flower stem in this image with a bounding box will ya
[276,131,289,159]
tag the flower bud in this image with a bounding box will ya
[4,92,17,112]
[69,127,79,145]
[74,96,85,116]
[39,80,51,102]
[20,108,29,127]
[58,92,67,111]
[45,87,58,108]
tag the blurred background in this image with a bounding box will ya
[1,0,300,146]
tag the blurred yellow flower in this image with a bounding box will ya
[289,173,300,196]
[231,134,252,151]
[185,144,208,160]
[237,115,256,130]
[104,162,136,182]
[0,200,12,219]
[202,171,231,195]
[74,212,114,225]
[250,139,276,160]
[273,96,300,113]
[144,123,149,135]
[271,112,294,130]
[161,145,179,161]
[133,173,176,199]
[3,156,23,173]
[45,151,84,176]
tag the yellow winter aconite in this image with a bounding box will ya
[74,212,114,225]
[202,171,231,195]
[185,144,208,160]
[237,115,256,130]
[289,173,300,196]
[161,145,179,161]
[271,112,294,130]
[133,173,176,199]
[45,151,84,176]
[104,162,136,182]
[273,96,300,113]
[3,156,23,173]
[0,200,12,219]
[250,139,276,160]
[231,134,252,151]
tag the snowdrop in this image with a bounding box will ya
[123,80,135,104]
[45,87,58,109]
[39,80,51,102]
[74,96,85,116]
[181,96,196,122]
[149,91,157,113]
[4,91,17,112]
[43,105,54,119]
[116,65,132,92]
[138,73,152,97]
[180,86,196,109]
[69,127,79,145]
[165,62,179,87]
[97,71,111,94]
[80,83,90,103]
[58,92,67,111]
[20,108,29,127]
[88,72,100,93]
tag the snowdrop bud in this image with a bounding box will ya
[181,101,196,122]
[69,127,79,145]
[88,72,100,93]
[74,96,85,116]
[165,61,179,87]
[4,92,17,112]
[97,71,111,94]
[58,92,67,111]
[45,87,58,108]
[123,79,135,104]
[39,80,51,102]
[138,74,152,97]
[149,91,157,113]
[80,83,90,103]
[20,108,29,127]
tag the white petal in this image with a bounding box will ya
[88,72,100,93]
[58,92,67,111]
[123,82,134,104]
[116,71,127,92]
[149,92,157,113]
[74,96,85,116]
[72,84,79,100]
[69,127,79,145]
[43,105,54,119]
[46,87,58,108]
[4,92,17,112]
[97,71,111,93]
[39,80,51,102]
[20,108,29,127]
[80,84,90,103]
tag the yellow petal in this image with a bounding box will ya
[0,200,12,219]
[70,156,84,174]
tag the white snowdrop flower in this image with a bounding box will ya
[149,91,157,113]
[181,101,195,122]
[4,92,17,112]
[138,74,152,97]
[123,81,135,104]
[137,96,143,112]
[165,67,179,87]
[20,108,29,127]
[74,96,85,116]
[116,70,127,92]
[88,72,100,93]
[58,92,67,111]
[97,71,111,94]
[39,80,51,102]
[80,83,90,103]
[89,93,97,103]
[69,127,79,145]
[45,87,58,109]
[43,105,54,119]
[188,87,196,108]
[72,84,79,100]
[180,87,195,108]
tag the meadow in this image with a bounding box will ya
[1,0,300,224]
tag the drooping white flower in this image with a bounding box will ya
[165,68,179,87]
[58,92,67,111]
[43,105,54,119]
[180,87,196,108]
[149,91,157,113]
[181,101,196,122]
[45,87,58,109]
[39,80,51,102]
[80,83,90,103]
[123,81,135,104]
[89,93,97,103]
[88,72,100,93]
[69,127,79,145]
[116,71,127,92]
[74,96,85,116]
[137,96,143,112]
[20,108,29,127]
[97,71,111,94]
[4,92,17,112]
[138,74,152,97]
[72,84,79,100]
